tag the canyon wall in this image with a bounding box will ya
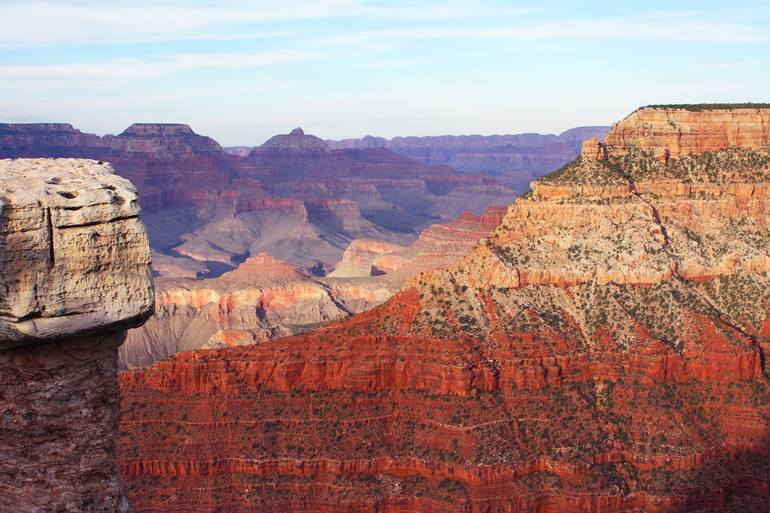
[605,105,770,157]
[0,123,519,276]
[0,159,154,512]
[119,107,770,513]
[331,205,506,279]
[0,122,236,211]
[119,253,393,368]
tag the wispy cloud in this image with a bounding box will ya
[168,50,313,70]
[688,60,766,71]
[0,50,313,83]
[0,0,505,47]
[0,0,351,46]
[329,11,768,45]
[0,2,763,50]
[367,58,437,69]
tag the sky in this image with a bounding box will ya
[0,0,768,146]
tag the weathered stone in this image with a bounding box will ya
[0,158,154,347]
[580,137,608,161]
[0,333,131,513]
[605,105,770,156]
[0,158,154,512]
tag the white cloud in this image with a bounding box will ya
[0,59,161,82]
[171,50,312,69]
[0,0,354,46]
[0,2,762,50]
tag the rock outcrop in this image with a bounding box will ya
[119,107,770,513]
[256,127,328,153]
[218,253,309,285]
[331,205,506,279]
[605,104,770,157]
[119,253,394,368]
[0,159,154,512]
[329,239,409,277]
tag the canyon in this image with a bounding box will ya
[120,206,505,368]
[0,122,529,275]
[2,122,593,368]
[325,126,609,193]
[118,105,770,513]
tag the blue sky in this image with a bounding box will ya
[0,0,768,145]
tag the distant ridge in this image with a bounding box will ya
[324,125,610,191]
[644,102,770,111]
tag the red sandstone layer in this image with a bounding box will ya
[118,108,770,512]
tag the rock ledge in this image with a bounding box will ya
[0,158,154,347]
[0,158,154,513]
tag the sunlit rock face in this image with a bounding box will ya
[118,107,770,512]
[0,159,154,513]
[605,105,770,157]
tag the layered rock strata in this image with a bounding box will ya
[0,123,519,275]
[327,126,611,192]
[119,253,393,368]
[121,205,504,368]
[605,105,770,157]
[331,205,506,279]
[119,107,770,512]
[0,159,154,513]
[0,123,234,211]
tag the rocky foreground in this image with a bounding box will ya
[119,105,770,512]
[0,159,154,512]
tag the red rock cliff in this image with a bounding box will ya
[119,107,770,513]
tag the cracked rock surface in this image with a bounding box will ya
[0,158,154,346]
[0,158,154,512]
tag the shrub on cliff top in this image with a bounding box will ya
[644,103,770,111]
